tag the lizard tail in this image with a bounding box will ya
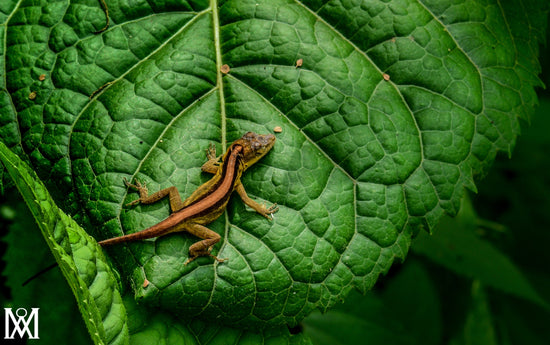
[98,223,166,246]
[98,231,145,246]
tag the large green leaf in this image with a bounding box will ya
[0,185,310,345]
[1,0,547,331]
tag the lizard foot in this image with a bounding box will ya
[123,178,148,206]
[261,203,279,220]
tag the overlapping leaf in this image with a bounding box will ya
[1,0,546,330]
[0,141,129,345]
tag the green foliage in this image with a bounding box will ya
[303,259,442,345]
[303,99,550,345]
[0,141,129,344]
[2,197,91,344]
[1,0,548,344]
[413,198,547,308]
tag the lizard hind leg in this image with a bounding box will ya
[184,223,227,265]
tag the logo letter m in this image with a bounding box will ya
[4,308,39,339]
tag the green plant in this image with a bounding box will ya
[1,1,548,344]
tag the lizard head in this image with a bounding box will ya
[233,132,276,169]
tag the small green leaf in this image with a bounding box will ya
[2,198,91,345]
[449,281,498,345]
[303,259,441,345]
[0,141,129,345]
[413,197,548,309]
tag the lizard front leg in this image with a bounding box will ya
[124,178,185,212]
[235,183,279,220]
[201,143,222,174]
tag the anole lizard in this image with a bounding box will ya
[98,132,278,264]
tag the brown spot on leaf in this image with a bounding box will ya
[220,64,230,74]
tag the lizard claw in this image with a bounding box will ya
[123,178,147,206]
[263,203,279,220]
[184,254,228,265]
[202,144,222,173]
[206,143,217,160]
[125,199,141,207]
[210,254,228,263]
[123,177,144,190]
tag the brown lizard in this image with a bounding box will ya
[98,132,278,264]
